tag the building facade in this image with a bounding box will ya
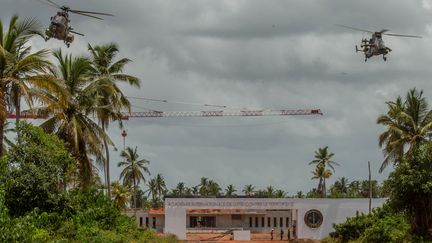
[130,197,386,240]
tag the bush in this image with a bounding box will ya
[329,205,411,243]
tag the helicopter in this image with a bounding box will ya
[39,0,113,47]
[336,24,422,62]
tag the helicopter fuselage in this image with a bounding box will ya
[356,32,392,61]
[45,11,74,47]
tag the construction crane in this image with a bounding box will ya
[6,108,322,120]
[120,109,322,120]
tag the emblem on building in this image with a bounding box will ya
[304,209,323,228]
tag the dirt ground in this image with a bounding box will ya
[182,233,320,243]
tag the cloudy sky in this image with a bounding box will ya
[3,0,432,194]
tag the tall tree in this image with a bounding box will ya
[0,15,57,156]
[377,89,432,172]
[198,177,209,196]
[38,50,111,188]
[111,180,132,210]
[311,165,333,198]
[309,146,339,172]
[88,43,140,199]
[207,180,221,196]
[265,186,275,198]
[274,189,287,198]
[225,184,236,197]
[118,146,150,208]
[243,184,255,197]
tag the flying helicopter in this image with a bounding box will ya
[39,0,113,47]
[336,24,422,62]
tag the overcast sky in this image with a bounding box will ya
[3,0,432,195]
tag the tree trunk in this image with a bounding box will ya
[133,176,137,209]
[103,131,111,200]
[15,94,20,144]
[0,83,6,158]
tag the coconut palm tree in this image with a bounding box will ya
[172,182,186,197]
[88,43,140,199]
[37,50,113,189]
[296,191,305,198]
[377,88,432,172]
[225,184,236,196]
[207,180,221,196]
[198,177,209,196]
[309,146,339,172]
[118,146,150,208]
[265,186,275,198]
[0,15,58,155]
[243,184,255,197]
[274,189,287,198]
[311,165,333,198]
[111,180,132,209]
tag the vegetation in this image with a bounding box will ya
[118,146,150,208]
[0,123,176,242]
[327,88,432,242]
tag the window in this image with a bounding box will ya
[139,217,143,227]
[249,217,252,227]
[286,217,290,227]
[280,217,283,227]
[261,217,265,227]
[152,217,156,229]
[146,217,149,227]
[267,217,271,227]
[255,217,259,227]
[274,217,277,227]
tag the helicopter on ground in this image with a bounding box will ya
[336,24,422,62]
[39,0,113,47]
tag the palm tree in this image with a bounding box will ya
[330,177,349,197]
[207,180,221,196]
[154,174,167,199]
[111,180,132,209]
[296,191,305,198]
[0,15,58,155]
[198,177,209,196]
[172,182,186,197]
[37,50,113,188]
[309,146,339,172]
[311,165,333,198]
[118,146,150,208]
[265,186,275,198]
[274,189,287,198]
[88,43,140,199]
[377,89,432,172]
[225,184,236,197]
[243,184,255,197]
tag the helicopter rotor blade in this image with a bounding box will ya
[379,29,389,34]
[69,10,114,16]
[34,0,59,9]
[384,33,422,38]
[70,30,84,36]
[45,0,61,8]
[335,24,373,33]
[69,11,104,20]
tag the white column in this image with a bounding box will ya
[164,207,187,240]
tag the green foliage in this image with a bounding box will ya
[1,122,75,217]
[0,123,177,242]
[359,213,411,242]
[329,205,411,243]
[386,142,432,237]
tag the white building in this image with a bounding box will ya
[130,197,386,240]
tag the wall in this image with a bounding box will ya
[164,198,387,240]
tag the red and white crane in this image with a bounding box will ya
[6,108,323,119]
